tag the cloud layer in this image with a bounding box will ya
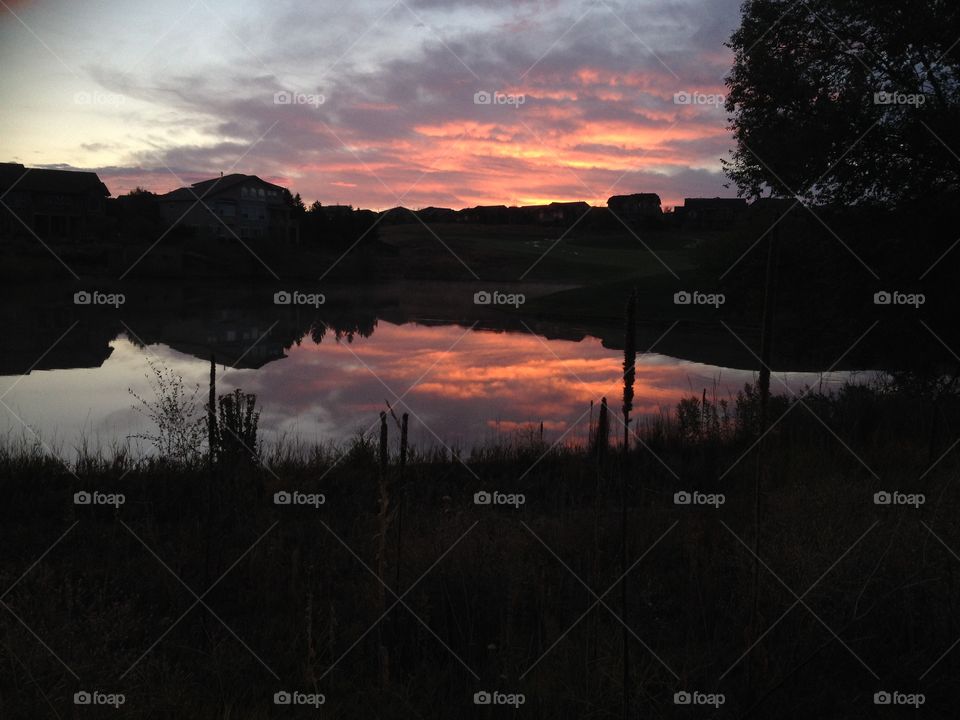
[0,0,743,208]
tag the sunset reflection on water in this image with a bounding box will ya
[0,321,855,454]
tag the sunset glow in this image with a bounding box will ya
[0,322,854,452]
[0,0,742,209]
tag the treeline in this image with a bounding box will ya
[287,195,383,252]
[109,188,383,253]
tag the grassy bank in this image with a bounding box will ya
[1,379,959,717]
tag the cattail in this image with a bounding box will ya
[379,412,389,471]
[622,290,637,450]
[589,398,594,446]
[702,388,707,434]
[400,413,409,471]
[393,413,409,665]
[620,288,637,718]
[377,411,390,686]
[207,354,217,463]
[592,397,609,459]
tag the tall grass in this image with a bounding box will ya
[2,375,959,717]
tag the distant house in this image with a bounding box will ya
[607,193,662,220]
[415,206,458,223]
[379,206,416,224]
[158,174,298,243]
[526,201,590,226]
[675,197,748,230]
[459,205,511,224]
[167,317,286,369]
[0,162,110,242]
[316,204,356,220]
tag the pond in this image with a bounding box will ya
[0,284,863,455]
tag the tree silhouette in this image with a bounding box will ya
[283,188,307,218]
[724,0,960,205]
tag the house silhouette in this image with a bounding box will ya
[158,173,298,243]
[0,162,110,242]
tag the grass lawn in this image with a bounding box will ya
[379,222,698,283]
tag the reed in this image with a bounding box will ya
[1,378,958,717]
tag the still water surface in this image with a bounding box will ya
[0,320,859,455]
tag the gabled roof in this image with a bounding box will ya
[159,174,286,202]
[0,163,110,196]
[547,201,590,208]
[608,193,661,203]
[525,201,590,211]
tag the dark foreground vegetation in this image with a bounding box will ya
[2,375,959,718]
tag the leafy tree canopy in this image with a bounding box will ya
[724,0,960,205]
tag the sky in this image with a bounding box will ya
[0,0,742,210]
